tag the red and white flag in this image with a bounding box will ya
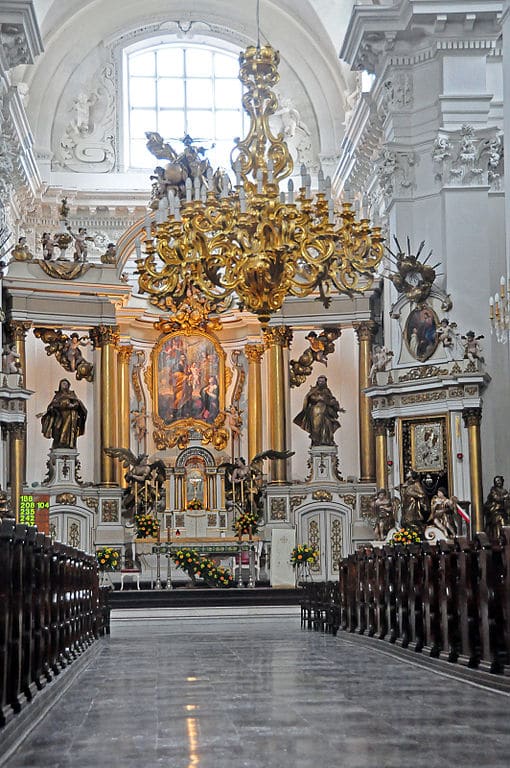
[455,502,470,524]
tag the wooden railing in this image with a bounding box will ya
[0,518,108,728]
[301,528,510,675]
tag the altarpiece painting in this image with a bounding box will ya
[155,331,225,426]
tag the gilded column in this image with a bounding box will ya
[7,423,25,522]
[6,320,31,387]
[374,419,388,490]
[91,325,120,485]
[353,321,377,482]
[245,343,264,463]
[263,327,292,483]
[117,344,133,488]
[462,407,484,533]
[6,321,31,484]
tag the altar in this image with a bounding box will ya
[130,536,263,587]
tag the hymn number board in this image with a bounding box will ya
[19,494,50,534]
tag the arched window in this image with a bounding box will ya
[125,42,246,171]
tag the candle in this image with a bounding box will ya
[134,481,138,510]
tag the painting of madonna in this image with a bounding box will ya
[405,305,439,362]
[156,333,223,425]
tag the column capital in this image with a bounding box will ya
[245,343,264,363]
[263,326,293,349]
[5,422,26,439]
[117,344,134,364]
[373,419,387,438]
[462,407,482,428]
[6,320,32,341]
[90,324,120,349]
[353,320,378,343]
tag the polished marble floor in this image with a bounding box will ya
[4,607,510,768]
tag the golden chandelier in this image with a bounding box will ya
[136,44,384,325]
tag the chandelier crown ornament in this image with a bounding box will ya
[136,42,384,326]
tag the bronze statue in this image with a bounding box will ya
[371,489,396,541]
[41,379,87,449]
[429,488,457,538]
[293,375,344,446]
[484,475,510,539]
[399,470,428,527]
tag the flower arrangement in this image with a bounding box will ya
[134,512,160,539]
[233,510,259,537]
[290,543,319,568]
[173,548,233,588]
[96,546,120,571]
[187,498,203,510]
[388,527,422,545]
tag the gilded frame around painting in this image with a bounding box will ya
[409,418,446,473]
[149,330,228,450]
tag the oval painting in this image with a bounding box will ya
[404,305,439,362]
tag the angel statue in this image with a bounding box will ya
[33,328,94,382]
[104,447,166,518]
[220,449,294,517]
[369,345,394,383]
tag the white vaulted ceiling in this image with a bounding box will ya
[21,0,357,188]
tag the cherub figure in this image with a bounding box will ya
[369,345,394,383]
[131,406,148,444]
[41,232,56,261]
[101,242,117,264]
[436,318,459,360]
[461,331,484,364]
[64,333,89,372]
[67,226,93,262]
[11,236,33,261]
[2,343,21,374]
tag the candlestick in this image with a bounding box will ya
[167,526,171,542]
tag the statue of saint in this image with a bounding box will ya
[293,375,344,446]
[484,475,510,539]
[40,378,87,449]
[371,489,396,541]
[399,470,428,527]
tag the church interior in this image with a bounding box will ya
[2,1,510,766]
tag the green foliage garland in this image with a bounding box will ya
[173,548,233,588]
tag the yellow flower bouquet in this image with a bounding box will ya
[290,543,319,568]
[388,527,422,545]
[135,512,160,539]
[96,546,120,571]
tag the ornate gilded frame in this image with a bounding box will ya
[146,328,229,451]
[399,414,450,481]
